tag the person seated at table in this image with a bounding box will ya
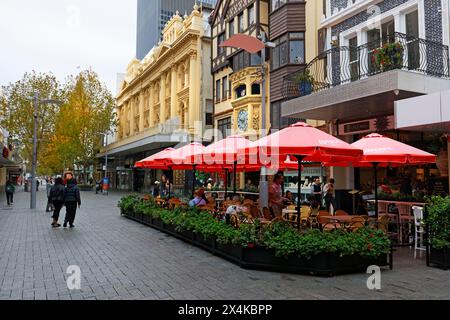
[189,188,209,207]
[283,191,294,206]
[378,179,392,194]
[269,173,289,218]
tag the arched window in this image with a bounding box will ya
[251,83,261,95]
[235,84,246,99]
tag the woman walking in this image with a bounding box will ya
[63,177,81,228]
[49,178,65,227]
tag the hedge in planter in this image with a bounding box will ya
[118,195,391,275]
[426,196,450,269]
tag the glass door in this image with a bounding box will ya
[349,37,360,81]
[406,10,420,70]
[367,29,381,75]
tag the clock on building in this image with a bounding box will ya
[237,109,248,131]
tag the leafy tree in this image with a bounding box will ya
[0,71,64,170]
[44,70,116,179]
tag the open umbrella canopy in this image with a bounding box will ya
[219,34,265,54]
[242,122,363,162]
[135,148,175,169]
[324,133,437,167]
[166,142,206,170]
[352,133,436,164]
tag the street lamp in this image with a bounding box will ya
[30,93,63,209]
[219,32,275,208]
[97,132,110,195]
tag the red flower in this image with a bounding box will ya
[367,244,373,251]
[247,243,255,248]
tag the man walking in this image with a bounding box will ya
[5,180,15,206]
[323,178,338,214]
[63,175,81,228]
[49,178,65,228]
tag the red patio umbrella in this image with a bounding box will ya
[241,122,363,228]
[325,133,436,218]
[193,135,300,198]
[135,148,175,170]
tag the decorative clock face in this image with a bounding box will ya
[238,109,248,131]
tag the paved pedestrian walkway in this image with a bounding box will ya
[0,189,449,300]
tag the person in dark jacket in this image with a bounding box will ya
[63,178,81,228]
[49,178,65,228]
[5,180,15,206]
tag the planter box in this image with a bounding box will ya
[152,218,164,229]
[142,214,152,225]
[193,233,216,251]
[135,213,144,222]
[430,248,450,270]
[163,222,177,235]
[178,229,194,242]
[215,243,243,263]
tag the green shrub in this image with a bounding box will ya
[426,196,450,249]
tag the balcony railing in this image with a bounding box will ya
[283,32,450,100]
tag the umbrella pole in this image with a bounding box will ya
[233,161,237,197]
[192,165,197,198]
[168,168,172,199]
[372,162,379,219]
[225,169,228,200]
[296,156,306,230]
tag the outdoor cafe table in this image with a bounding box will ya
[320,215,360,228]
[367,200,425,245]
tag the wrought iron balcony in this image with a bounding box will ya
[283,32,450,100]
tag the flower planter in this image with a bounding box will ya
[430,248,450,270]
[135,213,144,222]
[215,243,243,263]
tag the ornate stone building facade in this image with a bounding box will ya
[102,5,213,191]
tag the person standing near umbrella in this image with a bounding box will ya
[310,178,322,205]
[269,173,289,218]
[323,178,338,214]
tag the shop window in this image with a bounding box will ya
[235,84,246,99]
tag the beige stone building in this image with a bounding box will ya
[101,5,213,192]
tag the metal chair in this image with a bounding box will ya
[412,206,426,258]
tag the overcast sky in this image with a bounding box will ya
[0,0,136,94]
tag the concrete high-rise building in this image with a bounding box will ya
[136,0,217,60]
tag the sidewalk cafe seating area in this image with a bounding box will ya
[128,122,444,275]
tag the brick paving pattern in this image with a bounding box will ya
[0,189,449,300]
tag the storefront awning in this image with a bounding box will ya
[395,90,450,132]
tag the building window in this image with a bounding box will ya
[228,79,232,98]
[238,13,244,33]
[216,79,221,102]
[251,83,261,95]
[218,117,232,139]
[233,52,261,72]
[235,84,246,99]
[229,18,234,37]
[206,99,213,126]
[272,33,305,69]
[248,5,255,26]
[289,33,305,64]
[271,0,287,12]
[222,76,228,100]
[218,32,225,55]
